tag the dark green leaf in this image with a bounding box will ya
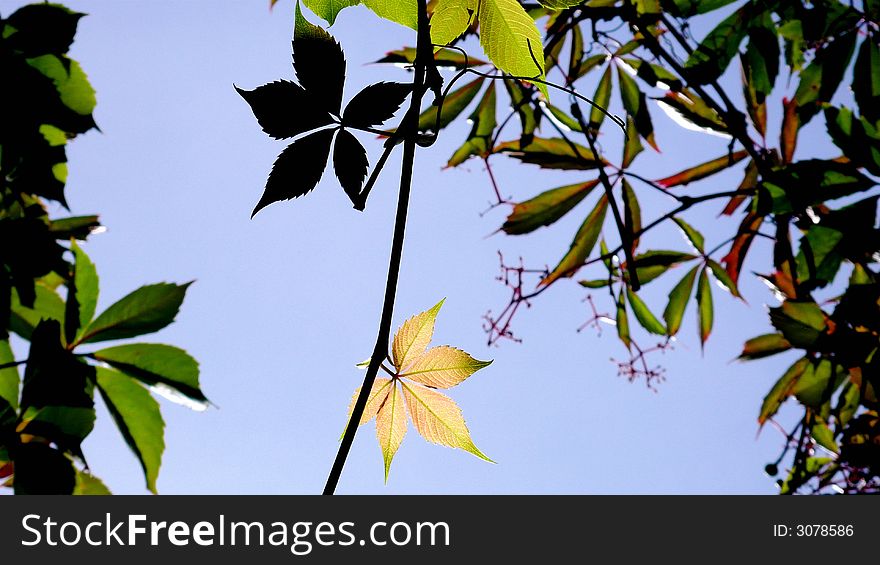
[622,179,641,252]
[794,359,845,408]
[235,81,333,139]
[663,0,737,18]
[544,103,583,132]
[96,367,165,493]
[628,250,697,285]
[795,225,844,288]
[663,265,699,336]
[342,82,411,128]
[655,89,727,134]
[696,267,713,346]
[617,64,657,150]
[657,150,748,188]
[769,301,826,348]
[811,421,838,454]
[621,116,644,168]
[683,3,751,84]
[706,259,740,298]
[541,196,609,285]
[68,240,98,344]
[374,47,488,69]
[19,405,95,455]
[252,128,335,216]
[5,3,84,56]
[293,3,346,114]
[0,340,20,411]
[739,334,792,360]
[21,320,93,411]
[333,129,368,200]
[503,78,538,147]
[579,279,611,289]
[616,288,630,349]
[92,343,207,407]
[79,282,191,345]
[47,215,100,240]
[494,137,605,170]
[825,106,880,176]
[626,288,665,335]
[447,82,497,166]
[502,180,598,235]
[622,58,682,91]
[589,65,613,129]
[12,443,76,494]
[9,283,65,341]
[852,35,880,123]
[572,53,607,81]
[758,357,807,425]
[794,31,857,126]
[419,77,484,132]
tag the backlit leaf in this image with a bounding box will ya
[79,282,191,345]
[626,288,665,335]
[794,359,844,409]
[333,128,369,200]
[363,0,418,28]
[418,77,484,132]
[26,55,96,116]
[655,89,727,135]
[622,179,641,252]
[696,267,713,346]
[739,333,791,361]
[73,470,112,495]
[502,180,598,235]
[706,259,740,298]
[621,116,644,168]
[627,250,696,285]
[302,0,361,25]
[663,265,698,336]
[96,367,165,493]
[589,65,613,129]
[400,346,492,388]
[69,240,98,343]
[430,0,477,47]
[504,79,538,146]
[758,357,807,425]
[495,137,604,170]
[769,301,826,348]
[852,35,880,123]
[617,63,656,150]
[672,217,704,253]
[295,3,346,114]
[683,3,750,84]
[479,0,548,98]
[374,47,488,69]
[616,288,630,348]
[235,81,333,139]
[657,150,748,187]
[342,81,412,128]
[9,282,65,340]
[392,299,445,371]
[401,381,492,461]
[346,377,393,426]
[541,195,608,285]
[376,382,406,481]
[252,128,335,216]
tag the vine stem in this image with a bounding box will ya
[322,0,432,495]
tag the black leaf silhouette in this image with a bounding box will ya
[253,128,334,217]
[342,82,413,129]
[293,6,345,116]
[235,81,332,139]
[333,129,369,199]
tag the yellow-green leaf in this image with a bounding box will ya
[541,195,608,285]
[626,289,665,335]
[74,471,112,495]
[400,346,492,388]
[696,267,713,346]
[346,377,393,426]
[672,217,704,253]
[375,382,407,481]
[401,381,492,462]
[363,0,418,28]
[430,0,477,47]
[391,299,445,371]
[0,340,19,411]
[479,0,548,98]
[663,265,699,336]
[302,0,361,25]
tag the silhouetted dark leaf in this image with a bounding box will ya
[21,320,93,411]
[12,443,76,494]
[47,215,100,240]
[293,4,346,115]
[333,129,368,200]
[253,128,335,216]
[342,82,411,129]
[235,81,333,139]
[852,35,880,123]
[794,30,857,126]
[5,4,84,57]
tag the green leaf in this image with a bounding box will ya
[664,0,737,17]
[21,320,93,412]
[616,288,630,348]
[79,282,191,345]
[852,35,880,123]
[494,137,604,170]
[48,215,101,240]
[769,301,826,349]
[69,240,98,343]
[795,225,844,288]
[0,340,20,411]
[92,343,207,409]
[794,359,845,409]
[695,267,713,346]
[663,265,699,336]
[13,443,76,495]
[10,282,65,341]
[617,63,656,150]
[706,259,740,298]
[478,0,548,98]
[621,179,641,252]
[621,115,644,168]
[537,0,584,7]
[541,195,609,285]
[374,47,488,69]
[739,334,791,361]
[96,367,165,494]
[20,405,95,455]
[446,82,497,166]
[682,3,751,84]
[430,0,477,46]
[26,55,96,116]
[657,151,748,187]
[419,77,484,132]
[811,421,838,454]
[589,65,613,129]
[758,357,807,426]
[626,288,665,335]
[628,250,697,285]
[672,217,704,253]
[543,103,583,132]
[655,89,727,135]
[794,31,857,126]
[825,106,880,176]
[622,57,682,91]
[301,0,361,25]
[502,180,598,235]
[362,0,418,28]
[74,470,112,495]
[504,79,538,146]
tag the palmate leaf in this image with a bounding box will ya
[294,2,346,115]
[253,128,335,217]
[392,299,445,371]
[342,82,412,128]
[235,81,333,139]
[333,129,368,199]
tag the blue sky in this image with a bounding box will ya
[1,0,825,494]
